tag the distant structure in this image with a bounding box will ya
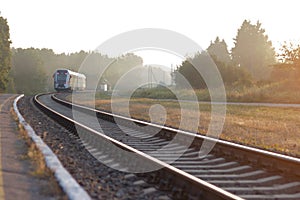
[170,64,176,86]
[98,79,110,91]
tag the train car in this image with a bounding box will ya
[53,69,86,91]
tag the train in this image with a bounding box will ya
[53,69,86,91]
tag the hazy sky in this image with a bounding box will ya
[1,0,300,66]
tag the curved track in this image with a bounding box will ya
[34,93,300,200]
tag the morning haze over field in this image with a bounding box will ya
[0,0,300,156]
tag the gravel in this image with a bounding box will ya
[17,96,171,200]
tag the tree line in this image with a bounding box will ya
[0,15,12,92]
[10,48,143,94]
[175,20,279,89]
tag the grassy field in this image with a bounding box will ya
[68,94,300,157]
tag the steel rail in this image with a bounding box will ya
[34,93,242,200]
[34,93,300,199]
[52,94,300,176]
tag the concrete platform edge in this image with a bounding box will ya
[13,94,91,200]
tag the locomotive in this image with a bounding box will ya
[53,69,86,91]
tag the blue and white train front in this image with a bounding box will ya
[53,69,71,91]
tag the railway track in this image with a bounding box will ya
[33,93,300,200]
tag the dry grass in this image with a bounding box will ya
[11,107,51,177]
[10,108,66,198]
[68,94,300,157]
[226,80,300,103]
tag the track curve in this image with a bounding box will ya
[34,93,300,200]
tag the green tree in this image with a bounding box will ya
[278,41,300,67]
[12,48,47,95]
[175,51,220,89]
[232,20,276,80]
[271,42,300,81]
[103,53,143,88]
[207,37,231,64]
[0,16,12,92]
[175,51,252,89]
[175,59,206,89]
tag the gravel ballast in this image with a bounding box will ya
[17,96,170,200]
